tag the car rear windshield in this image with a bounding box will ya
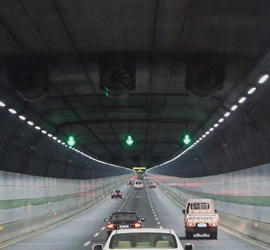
[109,233,177,248]
[112,213,137,221]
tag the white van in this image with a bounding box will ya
[134,180,144,189]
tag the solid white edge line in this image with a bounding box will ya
[219,226,270,250]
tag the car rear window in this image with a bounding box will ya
[109,233,177,248]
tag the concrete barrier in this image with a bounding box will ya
[156,181,270,246]
[0,172,130,246]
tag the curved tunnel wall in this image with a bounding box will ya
[148,83,270,177]
[151,164,270,245]
[0,170,131,244]
[0,99,132,179]
[152,163,270,223]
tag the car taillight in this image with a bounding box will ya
[209,222,218,227]
[119,192,122,195]
[107,223,115,229]
[186,218,196,227]
[134,222,142,228]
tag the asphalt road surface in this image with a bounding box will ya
[1,181,269,250]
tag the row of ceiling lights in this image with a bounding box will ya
[154,73,269,168]
[0,101,126,170]
[1,73,268,172]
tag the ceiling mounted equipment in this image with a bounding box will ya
[99,53,136,98]
[185,55,225,98]
[7,57,50,102]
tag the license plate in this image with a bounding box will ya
[118,225,130,229]
[197,223,207,228]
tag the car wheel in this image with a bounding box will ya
[111,196,113,199]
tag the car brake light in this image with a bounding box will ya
[107,224,115,229]
[209,222,218,227]
[134,222,142,228]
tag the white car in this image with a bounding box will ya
[134,180,144,189]
[92,228,194,250]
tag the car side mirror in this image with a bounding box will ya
[182,209,185,214]
[184,243,194,250]
[92,244,103,250]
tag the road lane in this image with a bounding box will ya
[1,181,269,250]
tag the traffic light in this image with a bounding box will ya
[67,135,76,147]
[182,133,192,145]
[126,135,134,146]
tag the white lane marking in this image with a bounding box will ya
[155,217,158,220]
[94,233,99,237]
[220,226,270,250]
[101,227,105,230]
[159,226,163,229]
[84,241,91,246]
[157,222,160,225]
[136,196,141,198]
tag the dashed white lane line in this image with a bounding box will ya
[101,227,105,230]
[83,241,91,246]
[93,233,99,237]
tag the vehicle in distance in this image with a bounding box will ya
[92,228,194,250]
[134,180,144,189]
[149,182,156,188]
[104,211,146,238]
[182,199,219,239]
[127,180,132,185]
[111,190,122,199]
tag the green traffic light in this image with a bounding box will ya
[126,135,134,146]
[183,134,191,145]
[67,135,76,147]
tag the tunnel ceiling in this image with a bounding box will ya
[1,0,270,172]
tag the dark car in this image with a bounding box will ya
[127,180,132,185]
[149,182,156,188]
[104,211,146,238]
[111,190,122,199]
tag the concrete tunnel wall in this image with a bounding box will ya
[152,163,270,245]
[0,94,132,179]
[1,164,269,245]
[148,83,270,178]
[0,171,132,245]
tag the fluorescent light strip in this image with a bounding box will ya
[231,105,238,111]
[27,121,34,126]
[248,87,256,94]
[238,97,246,103]
[8,108,17,114]
[258,74,269,84]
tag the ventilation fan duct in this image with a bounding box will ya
[185,55,225,98]
[99,53,136,98]
[7,57,50,102]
